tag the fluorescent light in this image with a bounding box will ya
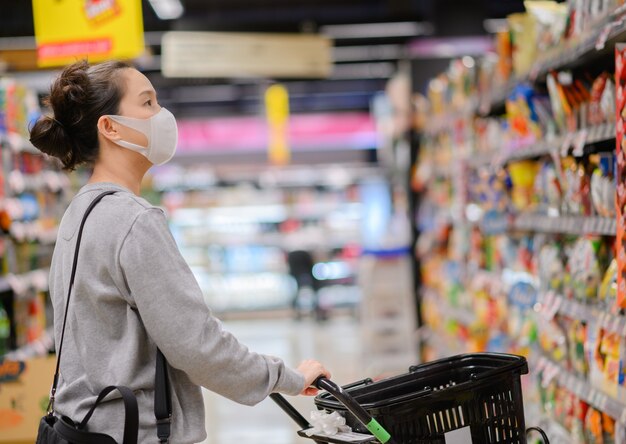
[483,18,508,34]
[331,62,395,79]
[333,44,404,62]
[320,22,434,39]
[149,0,184,20]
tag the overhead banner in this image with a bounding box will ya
[162,32,332,78]
[32,0,144,67]
[176,113,377,153]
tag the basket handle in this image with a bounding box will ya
[314,377,396,444]
[341,377,374,390]
[526,427,549,443]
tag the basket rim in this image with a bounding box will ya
[315,352,529,411]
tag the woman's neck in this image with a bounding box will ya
[89,158,148,196]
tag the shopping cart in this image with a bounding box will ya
[271,353,549,444]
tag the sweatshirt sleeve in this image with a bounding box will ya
[118,208,305,405]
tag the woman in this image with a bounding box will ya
[29,60,330,443]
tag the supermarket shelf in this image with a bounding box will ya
[468,123,615,168]
[531,416,573,444]
[7,268,50,299]
[1,133,40,154]
[536,356,626,424]
[480,12,626,115]
[472,211,616,236]
[0,276,10,293]
[514,214,616,236]
[478,76,522,117]
[3,327,54,361]
[531,13,626,81]
[538,291,626,337]
[467,151,499,169]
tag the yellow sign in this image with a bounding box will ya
[32,0,144,67]
[265,84,290,165]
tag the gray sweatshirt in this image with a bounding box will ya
[50,182,305,443]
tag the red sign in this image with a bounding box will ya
[177,112,377,153]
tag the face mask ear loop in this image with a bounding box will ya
[106,114,153,147]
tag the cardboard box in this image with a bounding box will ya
[0,356,56,443]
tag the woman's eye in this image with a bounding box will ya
[145,100,152,106]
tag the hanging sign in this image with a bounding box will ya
[162,32,332,78]
[265,84,290,165]
[32,0,145,67]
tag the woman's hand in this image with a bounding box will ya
[296,359,331,396]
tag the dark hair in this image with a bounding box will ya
[29,60,131,170]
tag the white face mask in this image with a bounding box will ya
[106,107,178,165]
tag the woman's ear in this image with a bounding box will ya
[97,115,120,141]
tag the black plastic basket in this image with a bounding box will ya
[314,353,529,444]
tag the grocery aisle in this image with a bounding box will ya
[199,315,366,444]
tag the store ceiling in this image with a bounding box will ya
[2,0,526,118]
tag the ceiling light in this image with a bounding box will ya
[149,0,184,20]
[483,18,508,34]
[331,62,395,80]
[320,22,434,39]
[333,44,404,62]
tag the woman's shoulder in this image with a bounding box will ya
[60,184,165,241]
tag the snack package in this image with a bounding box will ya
[535,161,562,215]
[591,153,617,218]
[524,1,568,52]
[538,243,565,293]
[603,413,616,444]
[568,319,588,376]
[598,259,618,309]
[600,331,624,397]
[509,160,540,210]
[538,317,568,363]
[615,44,626,311]
[507,12,538,76]
[585,407,605,444]
[571,398,589,444]
[567,237,603,301]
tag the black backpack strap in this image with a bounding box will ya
[48,190,117,413]
[155,348,172,442]
[76,385,139,444]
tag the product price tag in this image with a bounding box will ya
[529,65,540,82]
[575,380,585,396]
[599,395,608,412]
[600,312,610,329]
[536,357,547,372]
[542,363,560,386]
[560,133,573,157]
[542,292,561,320]
[572,129,588,157]
[596,22,616,51]
[611,316,621,335]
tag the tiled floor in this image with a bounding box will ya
[198,314,371,444]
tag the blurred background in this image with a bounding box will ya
[4,1,626,443]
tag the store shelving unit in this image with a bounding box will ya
[0,80,71,359]
[161,169,371,314]
[412,3,626,439]
[481,8,626,115]
[469,122,616,168]
[538,291,626,337]
[536,355,626,424]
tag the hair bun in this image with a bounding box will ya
[28,59,130,170]
[29,115,72,163]
[48,61,91,127]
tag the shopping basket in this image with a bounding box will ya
[271,352,549,444]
